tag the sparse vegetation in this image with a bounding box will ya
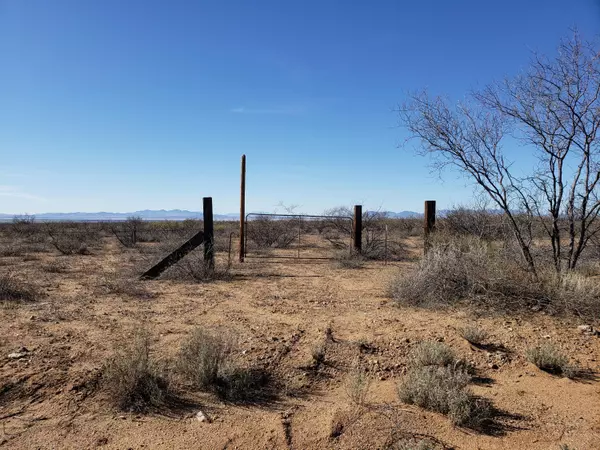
[176,326,272,403]
[0,274,38,303]
[345,361,371,406]
[111,216,144,248]
[311,341,327,368]
[177,327,230,389]
[324,207,407,261]
[408,341,458,369]
[460,324,488,346]
[399,32,600,276]
[399,364,492,427]
[46,223,94,255]
[334,250,366,269]
[526,343,575,378]
[162,249,231,283]
[388,235,600,320]
[386,437,440,450]
[102,331,170,412]
[399,341,489,427]
[441,205,506,242]
[43,260,68,273]
[0,243,26,257]
[247,216,298,249]
[99,273,156,299]
[215,366,272,403]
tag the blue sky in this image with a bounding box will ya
[1,0,600,215]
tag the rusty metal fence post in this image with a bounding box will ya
[239,154,246,262]
[353,205,362,253]
[203,197,214,269]
[424,200,436,254]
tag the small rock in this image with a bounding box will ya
[8,347,30,359]
[196,410,210,423]
[578,325,594,334]
[543,335,551,339]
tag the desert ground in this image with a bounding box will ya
[1,221,599,450]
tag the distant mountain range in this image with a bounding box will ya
[0,209,431,222]
[0,209,237,222]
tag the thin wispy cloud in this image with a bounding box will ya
[0,185,46,201]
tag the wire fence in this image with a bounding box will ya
[243,213,354,260]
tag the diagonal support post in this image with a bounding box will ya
[141,197,213,280]
[140,230,205,280]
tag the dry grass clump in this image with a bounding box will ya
[440,206,506,242]
[345,361,371,406]
[177,327,229,389]
[408,341,458,368]
[0,243,26,257]
[388,235,600,320]
[0,274,38,304]
[399,341,490,428]
[162,251,231,283]
[334,250,366,269]
[102,331,170,412]
[398,365,491,427]
[311,341,327,368]
[46,223,99,255]
[176,327,272,403]
[99,274,156,299]
[50,237,91,255]
[526,343,575,378]
[247,216,298,249]
[550,272,600,320]
[43,260,69,273]
[215,366,272,403]
[388,237,491,307]
[460,324,488,346]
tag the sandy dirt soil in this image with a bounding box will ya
[1,236,600,449]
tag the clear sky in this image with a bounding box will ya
[1,0,600,215]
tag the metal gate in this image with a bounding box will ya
[243,213,353,260]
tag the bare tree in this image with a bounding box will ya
[111,216,143,248]
[399,31,600,275]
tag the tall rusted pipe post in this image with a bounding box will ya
[424,200,436,254]
[353,205,362,253]
[203,197,214,270]
[239,154,246,262]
